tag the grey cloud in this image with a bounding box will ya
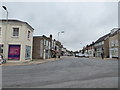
[2,2,118,51]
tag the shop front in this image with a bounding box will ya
[8,45,21,60]
[25,45,31,60]
[109,48,118,58]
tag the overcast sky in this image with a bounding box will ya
[1,2,118,51]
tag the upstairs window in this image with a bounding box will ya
[101,41,104,45]
[115,39,118,46]
[13,28,19,37]
[0,27,1,36]
[28,31,30,39]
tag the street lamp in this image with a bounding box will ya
[2,6,8,21]
[2,5,8,59]
[57,31,64,58]
[58,31,64,41]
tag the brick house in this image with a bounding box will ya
[87,42,95,57]
[55,41,62,58]
[51,39,57,58]
[61,47,67,56]
[32,35,52,59]
[109,28,120,59]
[94,33,110,58]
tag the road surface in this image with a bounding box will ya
[2,57,118,88]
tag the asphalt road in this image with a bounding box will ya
[2,57,118,88]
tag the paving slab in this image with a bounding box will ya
[1,56,68,66]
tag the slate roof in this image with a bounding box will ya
[109,28,120,37]
[33,35,51,40]
[95,33,110,44]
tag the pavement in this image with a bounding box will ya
[1,56,68,66]
[1,56,118,66]
[89,57,118,60]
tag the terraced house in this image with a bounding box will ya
[32,35,52,59]
[94,33,110,58]
[0,19,34,62]
[109,28,120,59]
[87,42,95,57]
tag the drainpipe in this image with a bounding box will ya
[118,30,120,59]
[43,39,45,60]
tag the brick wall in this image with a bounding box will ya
[104,38,109,58]
[32,37,41,59]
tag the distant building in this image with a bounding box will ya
[109,28,120,59]
[94,33,110,58]
[51,39,57,58]
[61,47,67,56]
[32,35,51,59]
[87,42,95,57]
[55,41,62,58]
[0,19,34,62]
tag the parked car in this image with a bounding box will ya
[84,54,89,58]
[78,53,85,57]
[75,53,80,57]
[75,53,85,57]
[75,53,89,58]
[75,53,77,57]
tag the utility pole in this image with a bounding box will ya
[2,6,8,59]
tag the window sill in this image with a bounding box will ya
[11,36,19,38]
[27,38,31,41]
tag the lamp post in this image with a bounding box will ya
[57,31,64,58]
[2,5,8,59]
[58,31,64,41]
[2,6,8,21]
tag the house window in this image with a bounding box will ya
[111,41,114,47]
[115,39,118,46]
[0,27,1,36]
[44,40,46,46]
[40,40,43,57]
[13,28,19,37]
[101,41,104,45]
[25,45,31,60]
[28,31,30,39]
